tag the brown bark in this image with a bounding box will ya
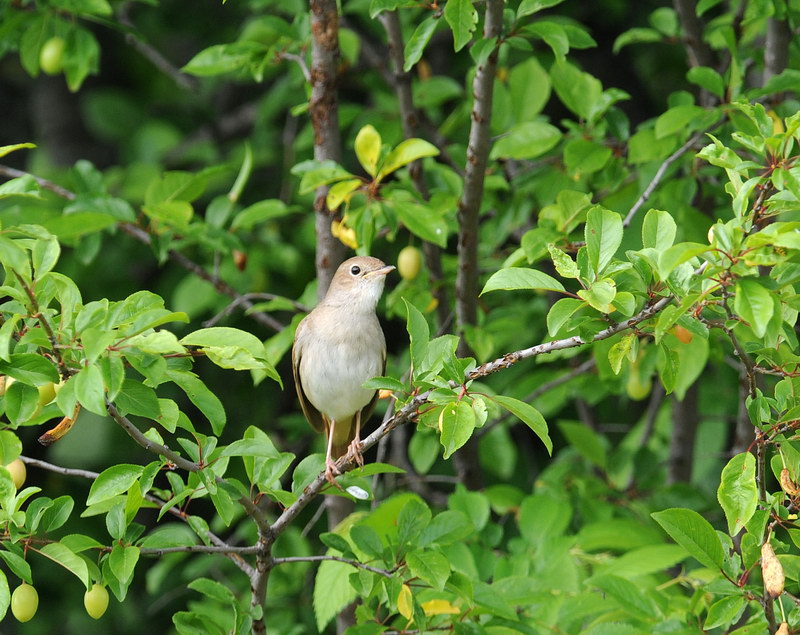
[310,0,346,297]
[452,0,504,490]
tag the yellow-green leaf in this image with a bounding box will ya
[354,125,381,177]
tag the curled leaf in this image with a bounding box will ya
[761,541,785,598]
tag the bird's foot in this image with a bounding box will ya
[346,438,364,468]
[325,457,343,489]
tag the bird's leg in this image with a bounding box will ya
[346,411,364,468]
[325,419,342,487]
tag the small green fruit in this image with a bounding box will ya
[11,583,38,622]
[84,583,109,619]
[37,382,57,406]
[40,37,66,75]
[397,246,422,281]
[5,459,26,489]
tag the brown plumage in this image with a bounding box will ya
[292,256,394,483]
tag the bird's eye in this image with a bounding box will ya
[350,265,361,276]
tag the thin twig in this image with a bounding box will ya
[0,165,75,200]
[623,127,712,227]
[272,555,395,578]
[21,455,255,576]
[280,52,312,82]
[117,3,198,92]
[203,292,310,328]
[476,358,597,438]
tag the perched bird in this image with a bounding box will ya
[292,256,394,484]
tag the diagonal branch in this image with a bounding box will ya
[623,127,712,227]
[672,0,715,69]
[268,292,679,542]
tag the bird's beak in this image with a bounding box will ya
[365,265,396,278]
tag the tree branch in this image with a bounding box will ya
[309,0,346,297]
[623,128,711,227]
[764,16,791,86]
[272,555,395,578]
[21,455,256,576]
[672,0,715,68]
[117,2,198,92]
[456,0,503,345]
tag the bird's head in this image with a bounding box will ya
[324,256,395,311]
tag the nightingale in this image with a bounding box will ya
[292,256,394,484]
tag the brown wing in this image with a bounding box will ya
[292,318,326,434]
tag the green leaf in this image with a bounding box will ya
[109,544,139,588]
[44,211,117,239]
[38,542,91,589]
[403,16,439,72]
[490,121,562,160]
[548,244,580,278]
[74,363,106,415]
[651,508,724,571]
[0,354,59,385]
[577,279,617,313]
[444,0,478,51]
[354,125,381,177]
[492,395,552,454]
[547,297,585,336]
[230,199,291,231]
[585,207,622,276]
[393,199,448,247]
[517,0,565,18]
[87,464,144,506]
[608,334,636,375]
[0,432,21,466]
[591,574,661,618]
[558,420,606,468]
[406,550,450,591]
[734,278,774,338]
[704,595,747,630]
[404,299,430,378]
[188,578,236,605]
[314,558,358,632]
[0,570,8,621]
[377,138,439,181]
[525,21,569,62]
[0,550,31,585]
[116,379,161,419]
[717,452,758,535]
[481,267,565,295]
[642,209,677,250]
[168,370,226,435]
[655,104,706,139]
[439,400,476,459]
[687,66,725,99]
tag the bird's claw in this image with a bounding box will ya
[346,438,364,468]
[325,458,344,490]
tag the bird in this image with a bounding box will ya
[292,256,394,485]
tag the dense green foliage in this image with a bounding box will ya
[1,0,800,633]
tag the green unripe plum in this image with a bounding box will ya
[11,583,38,622]
[397,246,422,281]
[84,583,109,619]
[40,37,66,75]
[37,382,57,406]
[5,459,26,489]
